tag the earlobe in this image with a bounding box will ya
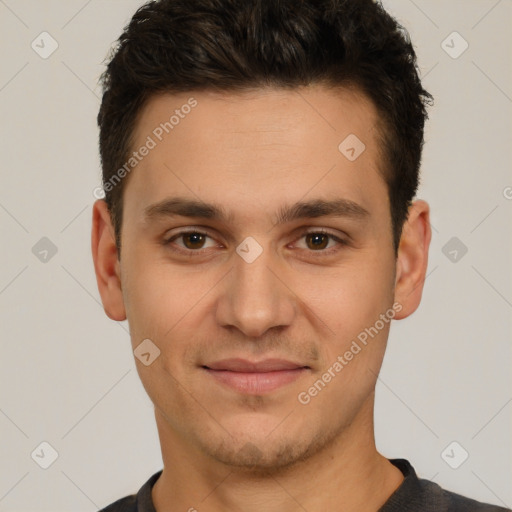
[91,199,127,321]
[393,200,431,320]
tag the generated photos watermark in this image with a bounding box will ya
[93,97,198,199]
[298,301,403,405]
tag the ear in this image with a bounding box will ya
[393,199,431,320]
[91,199,126,321]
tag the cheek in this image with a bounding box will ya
[121,255,219,358]
[122,244,185,322]
[298,255,394,331]
[295,263,395,394]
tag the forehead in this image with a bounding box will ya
[124,85,388,228]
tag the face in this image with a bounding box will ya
[93,85,428,472]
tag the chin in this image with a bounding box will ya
[197,425,337,476]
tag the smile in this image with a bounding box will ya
[202,358,310,394]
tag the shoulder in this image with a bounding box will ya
[97,494,137,512]
[97,469,162,512]
[417,477,510,512]
[382,459,510,512]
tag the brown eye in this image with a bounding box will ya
[182,232,207,249]
[293,229,347,256]
[305,233,330,250]
[163,230,217,254]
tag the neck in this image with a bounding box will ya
[152,392,404,512]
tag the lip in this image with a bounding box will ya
[205,358,306,372]
[202,358,310,394]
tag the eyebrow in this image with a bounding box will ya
[143,196,370,225]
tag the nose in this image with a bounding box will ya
[215,244,296,338]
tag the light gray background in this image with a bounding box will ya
[0,0,511,510]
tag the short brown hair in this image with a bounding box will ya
[97,0,433,256]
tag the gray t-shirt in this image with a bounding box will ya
[99,458,511,511]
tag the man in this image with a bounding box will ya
[92,0,510,510]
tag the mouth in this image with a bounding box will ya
[202,358,310,394]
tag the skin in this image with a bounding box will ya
[92,85,431,511]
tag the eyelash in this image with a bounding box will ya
[162,228,348,258]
